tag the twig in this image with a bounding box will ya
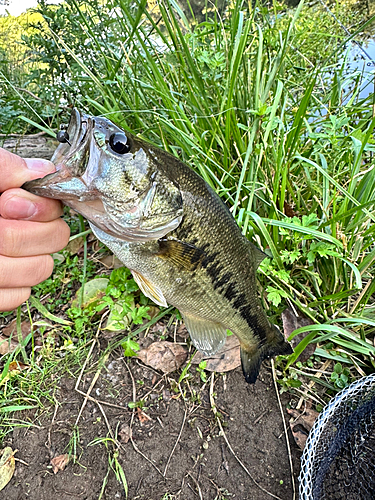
[296,359,331,410]
[96,401,115,440]
[122,359,164,478]
[74,317,107,426]
[74,353,109,427]
[163,407,187,477]
[271,359,296,500]
[209,374,283,500]
[47,402,59,455]
[187,472,204,500]
[74,390,127,410]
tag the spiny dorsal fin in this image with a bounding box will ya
[181,312,227,356]
[248,241,269,269]
[157,238,204,270]
[131,270,168,307]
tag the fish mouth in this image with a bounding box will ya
[22,108,95,200]
[22,109,183,242]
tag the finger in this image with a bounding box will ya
[0,218,70,257]
[0,148,56,192]
[0,188,64,222]
[0,255,54,288]
[0,287,31,312]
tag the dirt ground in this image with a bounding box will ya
[1,135,301,500]
[3,359,301,500]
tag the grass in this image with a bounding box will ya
[0,0,375,495]
[1,0,374,396]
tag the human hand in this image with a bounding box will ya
[0,147,70,312]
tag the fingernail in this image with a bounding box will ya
[24,158,55,174]
[3,196,37,219]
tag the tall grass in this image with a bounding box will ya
[16,0,375,379]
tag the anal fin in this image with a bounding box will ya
[181,312,227,356]
[131,270,168,307]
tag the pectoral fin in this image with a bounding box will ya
[181,312,227,356]
[157,239,204,270]
[131,270,168,307]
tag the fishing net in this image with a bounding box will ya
[299,373,375,500]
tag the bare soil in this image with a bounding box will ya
[1,136,301,500]
[4,360,301,500]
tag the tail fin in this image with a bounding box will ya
[240,327,293,384]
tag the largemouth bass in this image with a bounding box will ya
[23,109,292,383]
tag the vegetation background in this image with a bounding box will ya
[1,0,375,491]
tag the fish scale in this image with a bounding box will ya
[23,108,292,383]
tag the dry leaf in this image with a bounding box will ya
[0,335,19,355]
[137,341,187,374]
[192,335,241,373]
[282,307,316,362]
[136,407,152,424]
[51,454,69,474]
[0,447,16,491]
[2,319,31,340]
[0,361,29,387]
[284,201,297,217]
[8,361,28,372]
[65,236,84,255]
[119,424,132,443]
[287,408,319,450]
[98,254,123,269]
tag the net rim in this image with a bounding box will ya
[299,373,375,499]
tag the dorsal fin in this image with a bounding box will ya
[248,241,269,268]
[157,238,204,270]
[181,312,227,356]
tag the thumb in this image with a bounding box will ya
[0,147,55,192]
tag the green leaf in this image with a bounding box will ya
[28,296,72,325]
[266,286,289,307]
[122,338,140,357]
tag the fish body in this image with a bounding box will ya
[23,109,292,383]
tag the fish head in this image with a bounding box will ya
[22,109,183,242]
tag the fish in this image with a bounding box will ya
[23,108,293,383]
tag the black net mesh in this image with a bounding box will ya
[299,374,375,500]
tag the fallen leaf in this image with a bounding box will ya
[0,336,19,355]
[65,236,85,255]
[119,424,132,443]
[192,335,241,373]
[284,201,297,217]
[0,447,16,491]
[287,408,319,450]
[52,252,65,264]
[137,341,187,374]
[2,319,31,340]
[147,306,160,320]
[0,361,29,387]
[72,278,109,309]
[282,307,316,362]
[98,254,123,269]
[136,407,152,424]
[51,454,69,474]
[8,361,28,372]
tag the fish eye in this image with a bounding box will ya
[109,132,131,154]
[56,130,70,144]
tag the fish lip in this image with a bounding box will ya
[22,108,93,194]
[52,108,93,169]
